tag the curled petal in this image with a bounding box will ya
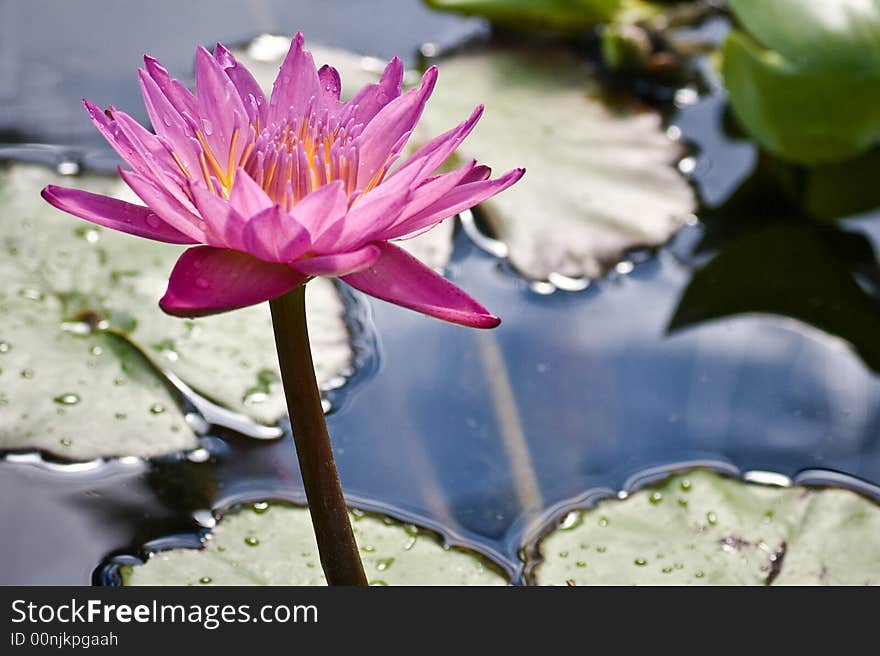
[342,242,500,328]
[291,244,381,277]
[160,246,307,317]
[242,204,311,263]
[41,186,197,244]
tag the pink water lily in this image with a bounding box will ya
[41,33,523,328]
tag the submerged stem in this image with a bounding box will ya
[269,283,367,586]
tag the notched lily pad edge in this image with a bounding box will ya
[99,499,510,587]
[520,460,880,585]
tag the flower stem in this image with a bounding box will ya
[269,283,367,586]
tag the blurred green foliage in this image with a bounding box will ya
[722,0,880,165]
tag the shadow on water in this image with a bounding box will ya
[2,1,880,585]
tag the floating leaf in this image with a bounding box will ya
[669,220,880,373]
[534,470,880,585]
[414,47,695,280]
[0,164,354,457]
[721,0,880,164]
[123,504,507,586]
[423,0,659,32]
[0,297,194,460]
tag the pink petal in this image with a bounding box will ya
[390,105,483,183]
[315,171,415,252]
[108,108,194,209]
[189,182,247,249]
[318,64,342,102]
[160,246,307,317]
[342,242,500,328]
[289,180,348,239]
[267,33,320,126]
[195,46,248,162]
[119,168,208,242]
[385,167,525,240]
[213,43,267,127]
[242,204,311,263]
[355,66,438,189]
[136,71,203,178]
[143,55,199,119]
[228,169,274,216]
[346,57,404,126]
[41,185,197,244]
[290,244,381,277]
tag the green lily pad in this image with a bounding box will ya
[0,296,194,460]
[0,163,354,457]
[533,470,880,585]
[414,47,695,280]
[122,503,507,586]
[423,0,659,32]
[721,0,880,164]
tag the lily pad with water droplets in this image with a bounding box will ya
[533,470,880,585]
[122,503,507,586]
[413,47,696,281]
[0,163,354,457]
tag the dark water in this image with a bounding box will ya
[3,1,880,585]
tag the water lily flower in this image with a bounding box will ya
[41,33,523,328]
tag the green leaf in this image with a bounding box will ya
[414,47,695,280]
[0,164,353,457]
[0,297,195,460]
[668,221,880,373]
[423,0,658,32]
[804,148,880,221]
[721,1,880,164]
[122,504,508,586]
[534,470,880,585]
[728,0,880,73]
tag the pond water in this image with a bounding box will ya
[2,1,880,585]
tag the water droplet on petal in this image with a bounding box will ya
[54,393,80,405]
[149,403,166,415]
[0,341,10,353]
[145,212,162,228]
[244,536,259,547]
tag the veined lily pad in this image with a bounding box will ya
[0,297,194,460]
[721,0,880,164]
[122,503,507,586]
[534,470,880,585]
[414,47,695,281]
[0,164,353,457]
